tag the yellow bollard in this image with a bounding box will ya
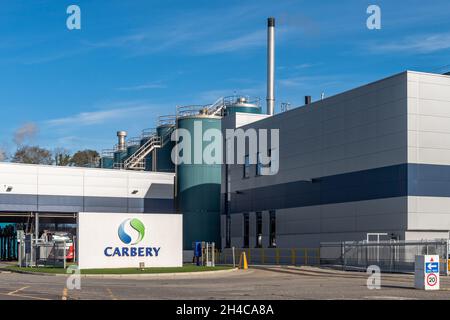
[239,252,248,269]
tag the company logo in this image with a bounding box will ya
[104,217,161,257]
[118,218,145,245]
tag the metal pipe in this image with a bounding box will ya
[117,131,127,151]
[266,17,275,115]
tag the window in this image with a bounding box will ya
[269,210,276,248]
[243,155,250,178]
[255,211,262,248]
[243,213,249,248]
[256,149,272,176]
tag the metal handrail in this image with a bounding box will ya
[141,128,156,138]
[158,115,177,126]
[101,149,114,157]
[126,137,141,146]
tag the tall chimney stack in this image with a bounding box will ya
[266,17,275,116]
[117,131,127,151]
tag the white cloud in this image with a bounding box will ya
[45,103,156,127]
[197,30,266,54]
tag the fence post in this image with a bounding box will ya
[275,248,280,265]
[232,246,235,267]
[261,248,265,264]
[446,240,449,276]
[291,248,296,265]
[304,248,308,266]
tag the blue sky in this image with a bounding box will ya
[1,0,450,155]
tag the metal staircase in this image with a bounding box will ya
[123,116,176,170]
[123,135,161,170]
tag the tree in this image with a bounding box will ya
[12,146,53,165]
[69,149,99,167]
[54,148,71,166]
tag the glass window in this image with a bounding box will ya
[243,155,250,178]
[269,210,276,248]
[243,213,249,248]
[255,212,262,248]
[256,149,272,176]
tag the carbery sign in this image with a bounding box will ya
[103,218,161,257]
[77,212,182,269]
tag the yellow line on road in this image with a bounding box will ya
[107,288,118,300]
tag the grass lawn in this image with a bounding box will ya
[5,264,232,275]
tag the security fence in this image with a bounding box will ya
[320,239,449,275]
[18,237,68,268]
[215,247,320,266]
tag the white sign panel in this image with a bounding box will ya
[415,255,440,290]
[77,212,182,269]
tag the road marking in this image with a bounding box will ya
[107,288,118,300]
[8,286,29,296]
[62,287,68,300]
[4,286,51,300]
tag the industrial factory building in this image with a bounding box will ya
[1,17,450,268]
[220,70,450,248]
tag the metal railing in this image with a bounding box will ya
[215,247,320,266]
[101,149,114,157]
[177,105,211,118]
[158,115,177,126]
[320,239,449,275]
[141,128,156,138]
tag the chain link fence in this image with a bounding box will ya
[320,239,449,275]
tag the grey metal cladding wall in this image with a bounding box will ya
[227,164,408,213]
[226,163,450,214]
[0,194,38,212]
[0,194,174,213]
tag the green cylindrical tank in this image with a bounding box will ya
[225,96,261,115]
[155,124,175,172]
[126,144,139,159]
[100,157,114,169]
[176,115,222,250]
[113,150,127,167]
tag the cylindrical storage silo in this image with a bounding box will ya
[100,156,114,169]
[155,124,175,172]
[113,150,127,168]
[225,97,261,115]
[175,114,222,250]
[126,144,139,159]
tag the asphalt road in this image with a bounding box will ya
[1,266,450,300]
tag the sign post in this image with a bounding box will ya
[415,255,440,290]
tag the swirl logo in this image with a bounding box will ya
[118,218,145,245]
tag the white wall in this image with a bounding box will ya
[77,212,182,269]
[0,162,174,213]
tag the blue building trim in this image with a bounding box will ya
[0,194,175,214]
[226,163,450,213]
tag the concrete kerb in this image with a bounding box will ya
[0,267,240,278]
